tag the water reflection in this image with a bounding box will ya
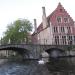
[0,59,50,75]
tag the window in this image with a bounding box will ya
[74,36,75,43]
[57,17,62,23]
[62,36,66,45]
[56,27,58,32]
[64,17,69,23]
[61,27,65,32]
[55,36,59,45]
[62,36,66,39]
[67,27,71,33]
[53,27,58,32]
[67,35,72,45]
[68,36,72,40]
[67,27,70,30]
[60,9,63,12]
[68,27,70,30]
[74,36,75,40]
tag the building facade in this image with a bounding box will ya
[32,3,75,45]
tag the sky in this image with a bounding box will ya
[0,0,75,38]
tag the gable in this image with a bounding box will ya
[48,3,74,26]
[32,2,75,36]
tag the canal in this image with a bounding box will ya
[0,59,50,75]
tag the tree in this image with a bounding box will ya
[2,19,32,44]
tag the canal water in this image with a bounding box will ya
[0,59,50,75]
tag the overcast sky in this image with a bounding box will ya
[0,0,75,38]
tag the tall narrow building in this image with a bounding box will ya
[32,3,75,45]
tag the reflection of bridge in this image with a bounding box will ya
[0,44,75,60]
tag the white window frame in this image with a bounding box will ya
[64,17,69,23]
[57,16,62,23]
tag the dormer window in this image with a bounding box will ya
[57,17,62,23]
[64,17,69,23]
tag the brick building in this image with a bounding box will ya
[32,3,75,45]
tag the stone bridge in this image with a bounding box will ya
[0,44,75,59]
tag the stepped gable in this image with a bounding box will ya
[32,2,75,35]
[48,2,74,26]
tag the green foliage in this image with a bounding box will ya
[2,19,32,44]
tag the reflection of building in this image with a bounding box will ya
[32,3,75,45]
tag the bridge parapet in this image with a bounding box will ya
[0,44,75,59]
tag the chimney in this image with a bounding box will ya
[42,7,48,29]
[34,19,37,33]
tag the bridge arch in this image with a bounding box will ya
[0,46,29,54]
[0,44,31,59]
[46,48,65,58]
[40,47,66,63]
